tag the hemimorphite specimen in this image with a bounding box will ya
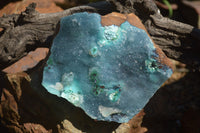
[42,12,173,123]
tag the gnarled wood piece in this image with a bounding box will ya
[0,1,200,71]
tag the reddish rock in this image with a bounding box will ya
[0,88,19,122]
[0,0,63,17]
[52,0,66,5]
[101,12,127,26]
[0,72,51,133]
[0,73,27,133]
[101,12,147,32]
[24,123,51,133]
[128,110,147,133]
[3,48,49,74]
[113,110,147,133]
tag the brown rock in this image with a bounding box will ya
[0,74,25,133]
[113,123,130,133]
[128,110,147,133]
[0,0,63,16]
[23,123,51,133]
[113,110,147,133]
[0,72,51,133]
[101,12,127,26]
[0,88,19,122]
[3,48,49,74]
[57,120,82,133]
[101,12,148,34]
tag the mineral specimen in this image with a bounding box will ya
[42,12,173,123]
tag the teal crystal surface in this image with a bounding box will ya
[42,12,173,123]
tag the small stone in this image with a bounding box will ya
[42,12,173,123]
[23,123,49,133]
[58,119,82,133]
[3,48,49,74]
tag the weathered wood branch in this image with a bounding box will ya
[0,1,200,71]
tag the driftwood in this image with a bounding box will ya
[0,0,200,70]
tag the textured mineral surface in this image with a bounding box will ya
[42,12,173,123]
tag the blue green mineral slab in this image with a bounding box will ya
[42,12,173,123]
